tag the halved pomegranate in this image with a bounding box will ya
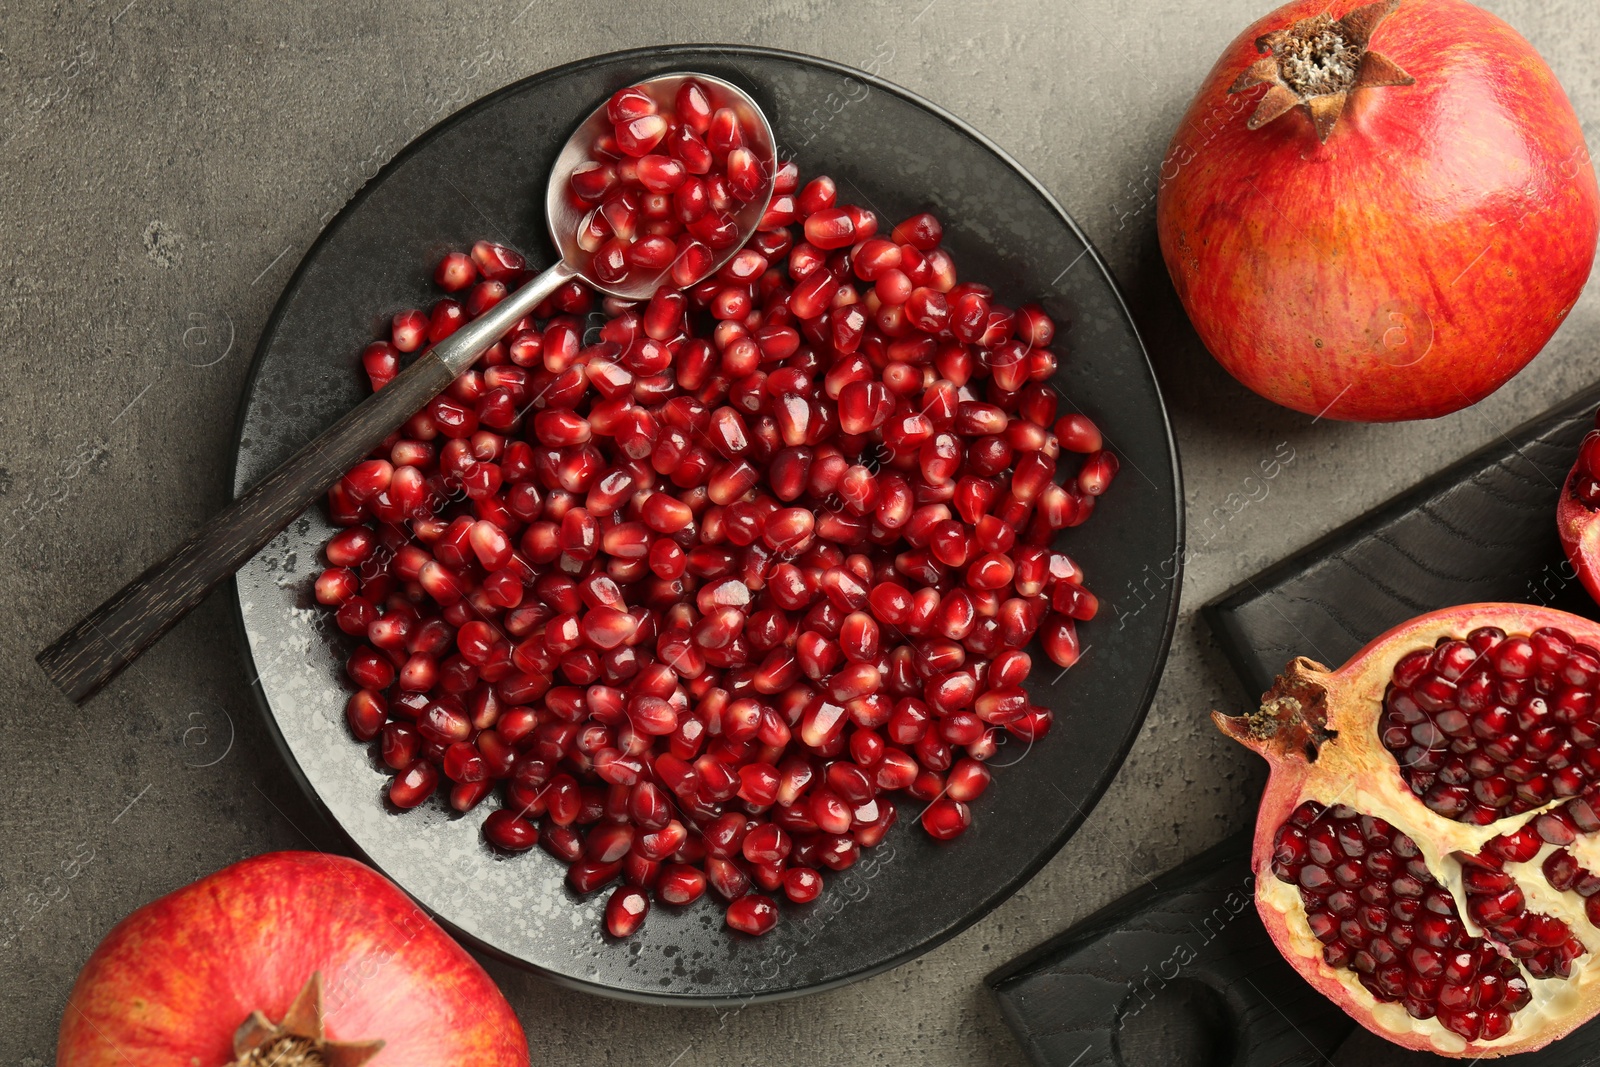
[1217,604,1600,1056]
[1558,424,1600,605]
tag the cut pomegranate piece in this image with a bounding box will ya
[1220,604,1600,1056]
[1271,800,1529,1040]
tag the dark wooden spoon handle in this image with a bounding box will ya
[37,261,575,704]
[36,350,455,703]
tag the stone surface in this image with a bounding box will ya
[1,0,1595,1064]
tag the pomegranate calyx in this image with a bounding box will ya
[1229,0,1415,142]
[230,972,384,1067]
[1212,656,1337,762]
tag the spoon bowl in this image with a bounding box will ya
[549,71,777,300]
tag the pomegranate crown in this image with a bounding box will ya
[230,972,384,1067]
[1229,0,1415,143]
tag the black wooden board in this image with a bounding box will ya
[1205,383,1600,702]
[987,832,1353,1067]
[990,383,1600,1066]
[988,834,1600,1067]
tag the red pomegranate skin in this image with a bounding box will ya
[1157,0,1599,422]
[56,851,528,1067]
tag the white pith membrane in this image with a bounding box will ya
[1235,607,1600,1056]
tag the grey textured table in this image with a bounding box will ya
[3,2,1596,1064]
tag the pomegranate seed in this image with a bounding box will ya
[1041,614,1081,669]
[947,758,993,801]
[433,251,478,292]
[390,309,428,352]
[1077,451,1119,496]
[389,761,438,809]
[568,859,623,895]
[706,107,745,153]
[1014,303,1055,347]
[315,567,357,606]
[360,341,400,390]
[725,893,779,935]
[570,160,619,204]
[1055,413,1102,452]
[615,114,668,157]
[347,647,395,690]
[465,280,506,317]
[891,212,943,250]
[784,867,823,903]
[428,298,467,342]
[605,885,650,937]
[657,863,707,905]
[922,798,972,840]
[804,207,856,250]
[470,241,525,282]
[345,690,386,741]
[607,87,657,125]
[484,809,538,851]
[442,741,486,783]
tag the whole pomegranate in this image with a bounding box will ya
[56,851,528,1067]
[1217,605,1600,1056]
[1158,0,1599,422]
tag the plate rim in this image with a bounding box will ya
[228,41,1187,1005]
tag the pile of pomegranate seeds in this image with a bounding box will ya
[318,155,1117,938]
[1273,801,1532,1041]
[1382,625,1600,821]
[569,80,769,289]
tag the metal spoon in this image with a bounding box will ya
[39,71,777,703]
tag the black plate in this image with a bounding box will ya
[231,44,1182,1004]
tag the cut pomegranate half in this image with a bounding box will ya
[1217,604,1600,1057]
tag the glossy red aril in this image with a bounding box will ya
[389,760,438,810]
[921,798,972,841]
[725,894,779,935]
[1218,604,1600,1056]
[657,864,707,905]
[605,886,650,937]
[484,809,538,851]
[390,308,428,353]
